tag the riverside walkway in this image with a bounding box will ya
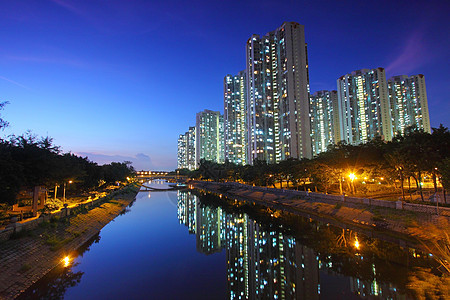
[191,180,449,239]
[0,191,137,299]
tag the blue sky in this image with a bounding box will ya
[1,0,449,170]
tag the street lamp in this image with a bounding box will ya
[348,173,356,194]
[354,235,361,250]
[63,180,73,204]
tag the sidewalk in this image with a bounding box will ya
[0,195,135,299]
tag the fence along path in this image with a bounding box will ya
[192,181,450,217]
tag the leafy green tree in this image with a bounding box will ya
[439,158,450,204]
[0,140,24,204]
[0,101,9,130]
[102,161,134,184]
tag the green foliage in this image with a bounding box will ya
[0,101,136,204]
[0,101,9,130]
[44,234,74,251]
[43,198,64,212]
[439,158,450,191]
[407,268,449,299]
[187,126,450,200]
[10,228,33,239]
[0,131,135,205]
[19,263,32,273]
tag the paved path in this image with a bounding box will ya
[193,181,440,239]
[0,198,134,300]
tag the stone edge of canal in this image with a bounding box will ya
[2,184,140,300]
[190,180,446,246]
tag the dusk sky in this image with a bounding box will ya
[1,0,449,170]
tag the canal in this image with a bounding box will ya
[20,180,437,299]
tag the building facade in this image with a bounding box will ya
[337,68,392,145]
[387,74,431,135]
[310,90,340,155]
[246,21,312,164]
[224,71,248,165]
[195,109,224,167]
[177,133,187,170]
[185,126,196,170]
[177,126,196,170]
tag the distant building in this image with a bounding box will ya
[337,68,392,145]
[246,21,311,164]
[195,109,224,167]
[185,126,196,170]
[310,90,340,155]
[177,133,187,169]
[177,126,196,170]
[387,74,431,135]
[224,71,247,165]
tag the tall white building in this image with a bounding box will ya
[310,90,340,155]
[177,126,196,170]
[337,68,392,145]
[387,74,431,135]
[224,71,247,165]
[246,21,311,164]
[195,109,224,167]
[177,133,187,169]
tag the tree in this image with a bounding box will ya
[0,101,9,130]
[439,158,450,204]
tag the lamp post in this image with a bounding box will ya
[348,173,356,194]
[63,180,73,204]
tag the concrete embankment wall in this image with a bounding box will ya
[191,180,450,217]
[1,196,106,242]
[0,185,139,300]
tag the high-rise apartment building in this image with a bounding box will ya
[195,109,224,167]
[224,71,247,165]
[337,68,392,145]
[177,126,196,170]
[177,133,187,169]
[185,126,196,170]
[310,90,340,155]
[387,74,431,135]
[246,21,311,164]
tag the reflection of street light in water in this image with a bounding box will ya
[62,256,71,267]
[354,235,360,250]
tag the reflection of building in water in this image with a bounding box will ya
[177,191,414,299]
[177,191,345,300]
[226,213,250,299]
[196,204,226,255]
[177,191,320,299]
[349,264,398,299]
[177,191,197,234]
[247,222,319,300]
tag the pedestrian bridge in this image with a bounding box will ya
[140,183,187,192]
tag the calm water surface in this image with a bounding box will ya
[21,180,435,299]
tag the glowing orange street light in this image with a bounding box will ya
[62,256,71,267]
[348,173,357,194]
[349,173,356,181]
[63,181,73,204]
[354,235,360,250]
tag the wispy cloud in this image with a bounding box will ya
[385,29,433,75]
[6,55,88,68]
[0,76,30,90]
[76,152,154,170]
[49,0,87,18]
[48,0,171,35]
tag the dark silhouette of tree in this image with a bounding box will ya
[0,101,9,130]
